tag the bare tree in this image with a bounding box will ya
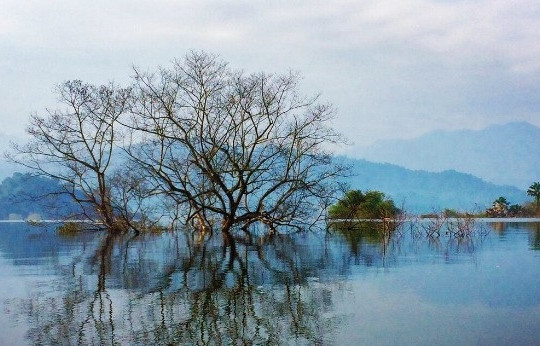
[126,51,346,234]
[9,80,139,233]
[10,52,346,235]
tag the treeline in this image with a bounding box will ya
[484,182,540,217]
[0,173,80,220]
[330,182,540,221]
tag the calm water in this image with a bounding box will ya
[1,221,540,345]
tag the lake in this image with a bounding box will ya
[1,220,540,345]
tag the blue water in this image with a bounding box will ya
[0,221,539,345]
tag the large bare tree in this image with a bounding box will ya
[126,52,346,234]
[10,80,142,233]
[11,52,345,235]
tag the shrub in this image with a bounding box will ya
[57,222,81,236]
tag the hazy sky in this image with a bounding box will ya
[2,0,540,148]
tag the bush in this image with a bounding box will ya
[328,190,399,220]
[57,222,81,236]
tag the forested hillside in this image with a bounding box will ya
[340,157,527,213]
[0,173,79,220]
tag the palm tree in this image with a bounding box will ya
[493,196,509,208]
[527,182,540,211]
[490,196,509,217]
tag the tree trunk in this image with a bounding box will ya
[221,216,234,234]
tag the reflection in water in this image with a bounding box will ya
[329,220,487,267]
[487,221,540,250]
[490,221,509,235]
[8,229,344,345]
[523,222,540,250]
[4,221,540,345]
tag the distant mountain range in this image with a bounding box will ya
[338,157,527,213]
[0,163,528,217]
[353,122,540,189]
[0,125,533,216]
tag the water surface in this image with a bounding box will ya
[1,221,539,345]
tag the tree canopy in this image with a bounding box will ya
[527,182,540,211]
[328,189,399,220]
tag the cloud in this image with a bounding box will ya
[2,0,539,74]
[0,0,539,144]
[254,0,540,74]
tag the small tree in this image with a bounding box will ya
[494,196,509,208]
[508,204,522,217]
[9,81,139,233]
[327,190,365,219]
[527,182,540,212]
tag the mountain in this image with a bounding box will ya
[0,161,528,217]
[0,173,80,220]
[338,157,527,213]
[0,147,530,217]
[352,122,540,189]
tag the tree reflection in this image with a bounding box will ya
[328,221,402,267]
[520,222,540,250]
[490,221,509,235]
[490,222,540,250]
[9,228,342,345]
[329,220,487,267]
[5,219,500,344]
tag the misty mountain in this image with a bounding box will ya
[0,173,80,220]
[0,161,19,182]
[339,157,528,213]
[0,153,530,216]
[353,122,540,189]
[0,161,528,217]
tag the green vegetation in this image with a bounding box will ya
[442,208,476,218]
[328,190,402,248]
[420,208,486,219]
[527,182,540,211]
[485,186,540,217]
[57,222,81,236]
[328,190,399,220]
[486,196,509,217]
[508,204,523,215]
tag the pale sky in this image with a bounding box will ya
[1,0,540,149]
